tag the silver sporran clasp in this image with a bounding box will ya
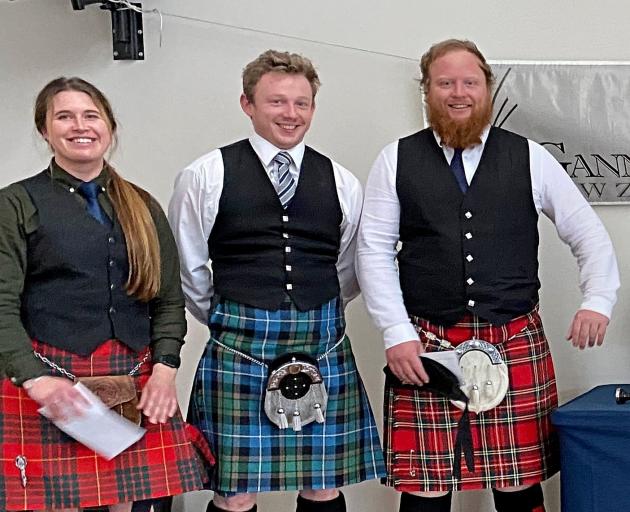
[450,339,509,414]
[264,353,328,431]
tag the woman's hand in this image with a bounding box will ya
[137,363,179,424]
[23,375,89,422]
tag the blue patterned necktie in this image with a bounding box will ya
[450,148,468,193]
[272,152,297,208]
[78,181,111,226]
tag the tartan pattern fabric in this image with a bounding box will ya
[0,340,208,510]
[191,296,385,494]
[383,309,559,492]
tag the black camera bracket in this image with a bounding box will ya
[71,0,144,60]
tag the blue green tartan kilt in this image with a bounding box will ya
[190,296,385,495]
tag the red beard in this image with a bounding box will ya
[426,96,493,149]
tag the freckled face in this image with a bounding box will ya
[240,72,315,149]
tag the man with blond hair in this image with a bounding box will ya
[357,39,619,512]
[169,50,384,512]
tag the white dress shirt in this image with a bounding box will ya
[168,132,363,325]
[357,127,620,349]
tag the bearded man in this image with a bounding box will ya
[357,39,619,512]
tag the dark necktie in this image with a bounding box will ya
[450,148,468,193]
[78,182,111,226]
[272,152,297,209]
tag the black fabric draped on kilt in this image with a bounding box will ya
[0,339,212,511]
[383,308,560,492]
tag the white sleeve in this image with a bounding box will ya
[167,150,224,325]
[333,162,363,307]
[530,140,620,318]
[356,142,419,348]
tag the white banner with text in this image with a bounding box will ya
[490,62,630,204]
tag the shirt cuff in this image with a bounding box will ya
[383,321,420,349]
[579,297,615,320]
[151,338,184,360]
[6,352,49,387]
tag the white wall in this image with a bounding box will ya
[2,1,629,510]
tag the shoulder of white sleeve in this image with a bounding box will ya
[371,140,399,164]
[331,159,363,211]
[380,139,400,158]
[370,140,400,174]
[526,138,544,152]
[526,137,576,192]
[176,148,225,187]
[362,140,400,194]
[527,138,565,168]
[331,159,361,190]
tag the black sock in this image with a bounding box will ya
[131,497,172,512]
[492,484,545,512]
[296,492,346,512]
[206,500,257,512]
[399,492,452,512]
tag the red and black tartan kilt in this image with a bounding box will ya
[0,339,213,511]
[383,308,560,492]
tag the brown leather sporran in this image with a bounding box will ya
[78,375,141,426]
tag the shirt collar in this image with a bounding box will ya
[248,132,306,170]
[48,159,110,189]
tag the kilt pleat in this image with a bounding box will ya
[191,296,385,495]
[383,309,559,492]
[0,340,208,510]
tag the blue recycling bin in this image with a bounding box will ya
[551,384,630,512]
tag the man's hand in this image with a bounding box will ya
[23,375,89,422]
[566,309,609,349]
[386,340,429,386]
[137,363,179,424]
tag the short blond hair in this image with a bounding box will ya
[242,50,321,102]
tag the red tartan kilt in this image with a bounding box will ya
[383,309,560,492]
[0,339,213,511]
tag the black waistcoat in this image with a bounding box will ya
[396,127,539,326]
[208,140,342,311]
[20,171,150,355]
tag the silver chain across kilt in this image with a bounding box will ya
[211,334,346,368]
[33,350,150,380]
[213,334,346,431]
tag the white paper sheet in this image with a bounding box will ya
[39,382,146,460]
[420,351,464,384]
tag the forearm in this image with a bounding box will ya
[149,287,186,359]
[356,240,419,348]
[149,199,187,356]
